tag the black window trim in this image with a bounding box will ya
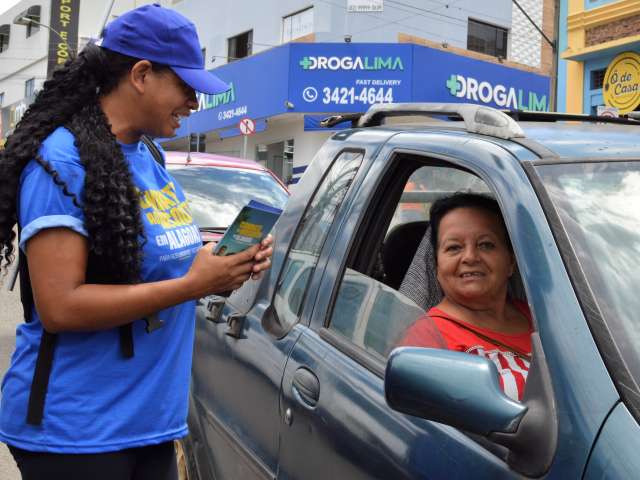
[25,5,41,38]
[467,17,509,58]
[524,159,640,423]
[227,29,253,62]
[271,148,366,338]
[0,24,10,53]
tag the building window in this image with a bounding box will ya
[591,68,606,90]
[282,7,314,43]
[0,92,4,107]
[256,139,294,183]
[25,77,35,99]
[25,5,41,38]
[467,19,508,58]
[228,30,252,62]
[0,25,9,53]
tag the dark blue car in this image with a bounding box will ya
[179,104,640,479]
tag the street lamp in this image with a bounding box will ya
[13,6,70,51]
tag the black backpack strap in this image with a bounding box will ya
[17,224,59,425]
[26,330,58,425]
[141,135,165,167]
[18,228,133,425]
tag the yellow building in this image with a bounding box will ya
[558,0,640,115]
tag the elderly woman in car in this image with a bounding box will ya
[400,193,532,401]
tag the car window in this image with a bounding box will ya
[168,166,289,228]
[274,150,365,333]
[538,161,640,387]
[326,164,500,361]
[330,268,426,359]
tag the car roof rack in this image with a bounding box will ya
[321,103,526,140]
[504,110,640,125]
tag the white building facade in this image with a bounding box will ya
[0,0,145,144]
[1,0,555,185]
[160,0,555,185]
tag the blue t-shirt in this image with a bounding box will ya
[0,127,202,453]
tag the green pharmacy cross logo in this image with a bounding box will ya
[446,74,461,95]
[299,57,314,69]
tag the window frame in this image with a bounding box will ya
[317,151,511,377]
[270,148,366,338]
[282,6,314,43]
[227,29,253,62]
[25,5,41,38]
[0,24,10,53]
[467,18,509,58]
[24,77,35,99]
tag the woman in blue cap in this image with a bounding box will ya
[0,4,271,479]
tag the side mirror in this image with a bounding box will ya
[386,335,557,478]
[385,347,527,436]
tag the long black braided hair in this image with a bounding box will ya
[0,43,169,284]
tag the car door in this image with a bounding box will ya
[189,147,368,479]
[276,134,618,479]
[277,153,520,479]
[189,279,301,479]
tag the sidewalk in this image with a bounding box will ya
[0,281,22,480]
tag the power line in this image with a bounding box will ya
[385,0,515,28]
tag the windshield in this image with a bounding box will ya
[537,161,640,383]
[168,165,288,228]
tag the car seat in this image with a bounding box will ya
[382,221,429,290]
[399,225,527,310]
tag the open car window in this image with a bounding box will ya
[326,163,492,360]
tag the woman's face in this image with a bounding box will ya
[142,69,198,138]
[436,207,514,307]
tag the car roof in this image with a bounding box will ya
[164,151,267,171]
[320,103,640,162]
[370,121,640,161]
[326,104,640,163]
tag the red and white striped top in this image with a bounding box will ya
[400,302,532,401]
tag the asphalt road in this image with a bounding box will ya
[0,276,22,480]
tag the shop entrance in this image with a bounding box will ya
[257,139,294,184]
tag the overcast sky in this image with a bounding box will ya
[0,0,21,16]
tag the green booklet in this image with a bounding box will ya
[213,200,283,256]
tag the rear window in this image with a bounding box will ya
[168,165,288,228]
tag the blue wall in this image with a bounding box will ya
[557,0,569,112]
[584,0,620,10]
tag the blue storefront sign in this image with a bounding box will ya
[289,43,413,113]
[412,47,549,111]
[169,43,550,139]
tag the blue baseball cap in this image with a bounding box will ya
[99,4,228,94]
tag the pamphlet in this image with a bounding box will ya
[213,200,282,256]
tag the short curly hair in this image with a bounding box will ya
[429,192,511,256]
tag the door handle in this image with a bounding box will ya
[291,367,320,409]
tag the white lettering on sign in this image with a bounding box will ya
[446,74,548,111]
[320,86,394,105]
